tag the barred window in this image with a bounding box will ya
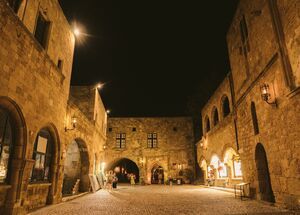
[116,133,126,148]
[147,133,157,148]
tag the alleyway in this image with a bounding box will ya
[29,185,294,215]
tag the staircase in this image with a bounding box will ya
[62,178,80,196]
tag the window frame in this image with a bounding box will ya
[116,133,126,149]
[31,129,53,183]
[147,133,158,148]
[34,11,51,49]
[0,109,13,184]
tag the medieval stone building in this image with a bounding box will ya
[197,0,300,210]
[105,117,195,185]
[0,1,107,214]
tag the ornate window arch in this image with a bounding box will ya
[204,115,210,133]
[221,95,230,117]
[212,107,219,126]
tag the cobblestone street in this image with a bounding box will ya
[29,185,295,215]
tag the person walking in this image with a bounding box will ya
[130,174,135,186]
[112,173,118,189]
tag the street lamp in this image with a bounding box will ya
[260,83,277,106]
[65,115,77,132]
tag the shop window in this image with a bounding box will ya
[34,12,50,49]
[222,96,230,117]
[233,159,242,178]
[251,102,259,135]
[31,129,53,182]
[0,108,12,183]
[147,133,157,148]
[116,133,126,148]
[212,107,219,126]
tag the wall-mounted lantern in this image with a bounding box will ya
[260,83,277,106]
[65,115,77,132]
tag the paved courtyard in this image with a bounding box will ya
[29,185,295,215]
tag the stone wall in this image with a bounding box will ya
[227,0,300,209]
[0,0,75,214]
[197,76,242,188]
[105,117,195,184]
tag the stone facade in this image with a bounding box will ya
[197,0,300,210]
[196,75,243,188]
[0,1,107,214]
[105,117,195,184]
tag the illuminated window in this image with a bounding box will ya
[218,162,228,178]
[0,108,12,183]
[31,129,53,182]
[233,159,243,177]
[147,133,157,148]
[116,133,126,148]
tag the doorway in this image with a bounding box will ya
[255,143,275,202]
[108,158,139,183]
[151,165,164,184]
[62,139,90,196]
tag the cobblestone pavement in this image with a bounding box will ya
[29,185,296,215]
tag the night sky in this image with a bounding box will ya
[60,1,239,117]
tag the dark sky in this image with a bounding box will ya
[60,1,239,117]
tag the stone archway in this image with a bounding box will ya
[0,97,27,214]
[106,158,139,183]
[255,143,275,203]
[62,139,90,196]
[151,164,164,184]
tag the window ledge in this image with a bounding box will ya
[28,182,52,187]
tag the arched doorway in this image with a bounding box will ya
[151,165,164,184]
[62,139,90,196]
[255,143,275,203]
[0,97,26,214]
[108,158,139,183]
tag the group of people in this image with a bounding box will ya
[103,171,137,189]
[103,170,118,190]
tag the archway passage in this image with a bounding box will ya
[62,139,90,196]
[108,158,139,183]
[151,165,164,184]
[255,143,275,203]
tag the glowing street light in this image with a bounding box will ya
[106,110,111,114]
[74,27,81,37]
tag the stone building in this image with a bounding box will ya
[105,117,195,185]
[198,0,300,210]
[196,74,243,188]
[0,1,107,214]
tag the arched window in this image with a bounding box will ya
[212,107,219,126]
[205,116,210,133]
[0,108,13,183]
[251,102,259,135]
[31,128,53,182]
[222,96,230,117]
